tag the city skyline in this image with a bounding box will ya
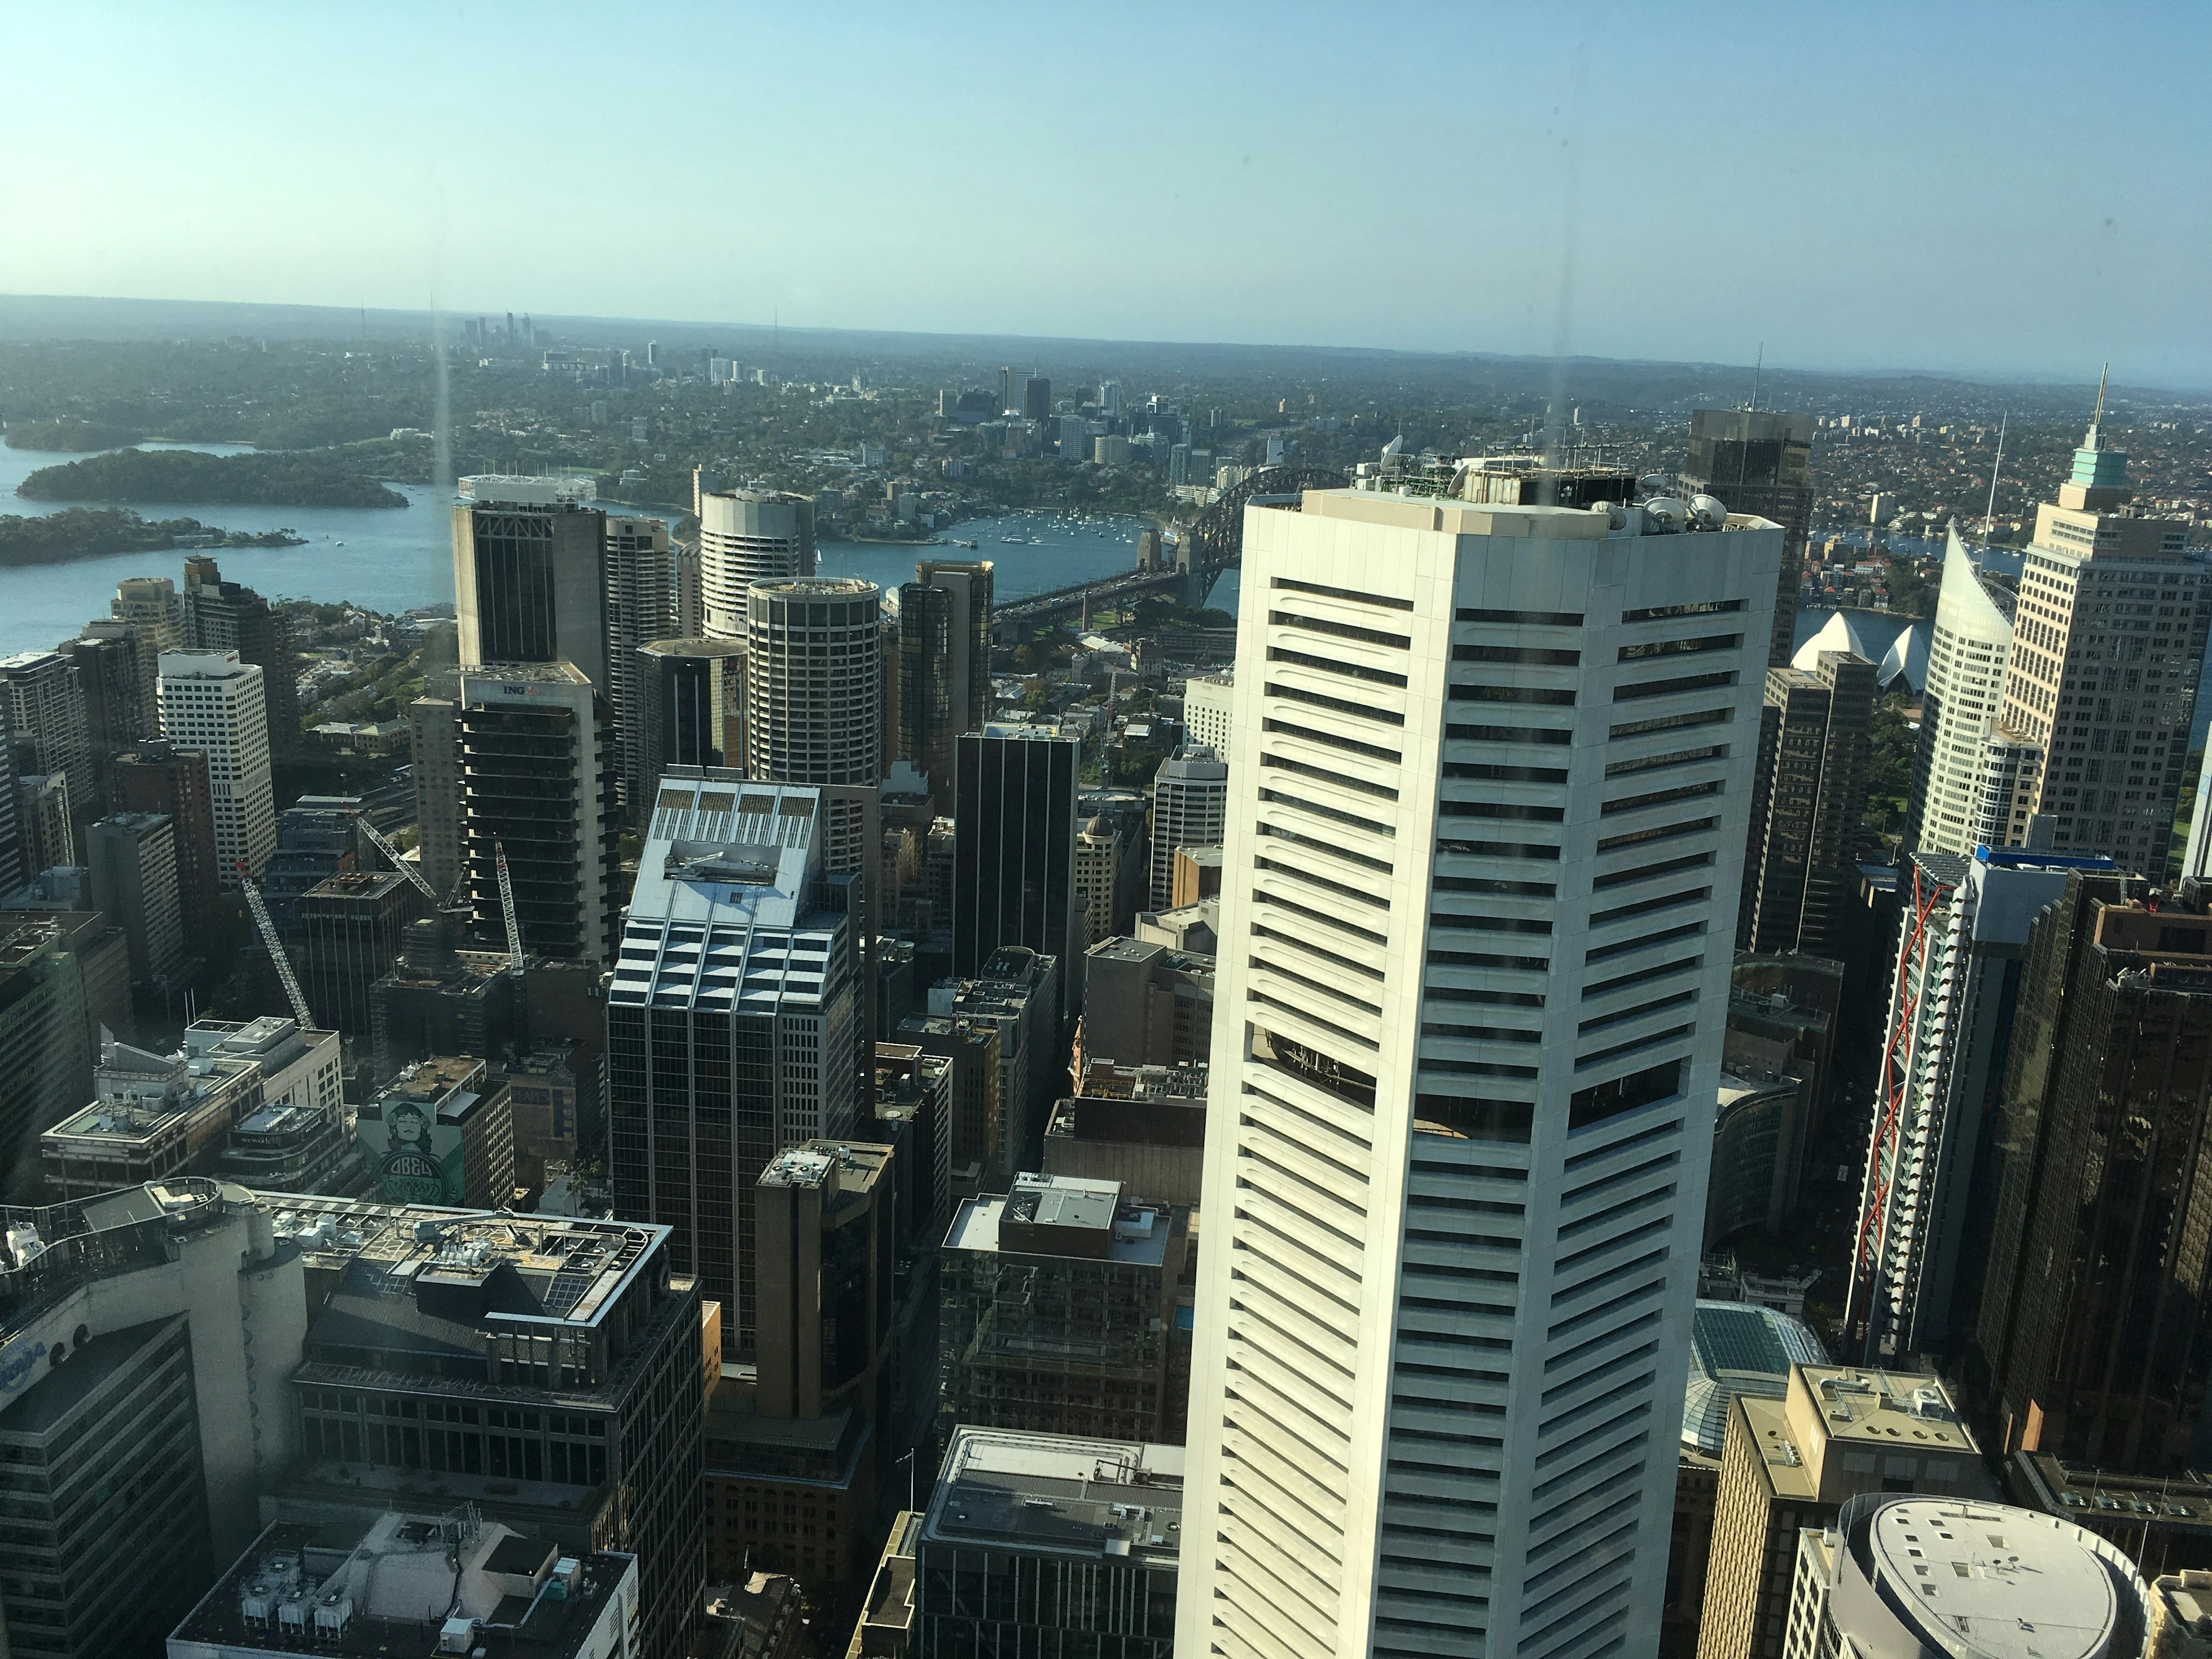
[2,3,2209,385]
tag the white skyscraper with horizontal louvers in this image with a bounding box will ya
[1177,482,1780,1659]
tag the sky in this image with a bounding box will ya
[5,1,2209,386]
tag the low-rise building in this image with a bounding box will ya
[1080,935,1213,1070]
[914,1429,1179,1658]
[166,1512,638,1659]
[355,1054,515,1209]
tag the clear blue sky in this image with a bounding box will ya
[7,2,2209,384]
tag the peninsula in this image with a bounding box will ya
[16,446,407,508]
[0,507,305,567]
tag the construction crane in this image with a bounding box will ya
[348,809,440,904]
[494,838,525,974]
[237,860,315,1029]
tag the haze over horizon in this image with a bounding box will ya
[5,2,2208,387]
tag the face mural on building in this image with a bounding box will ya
[359,1097,462,1205]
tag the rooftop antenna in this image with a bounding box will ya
[1982,414,2007,546]
[2090,361,2110,435]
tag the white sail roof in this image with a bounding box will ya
[1877,621,1930,693]
[1933,524,2014,646]
[1790,609,1884,673]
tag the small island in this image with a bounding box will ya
[16,447,408,509]
[3,418,147,452]
[0,508,305,567]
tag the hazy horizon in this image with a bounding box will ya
[4,3,2207,385]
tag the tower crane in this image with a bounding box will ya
[347,810,441,904]
[236,860,315,1029]
[494,838,525,974]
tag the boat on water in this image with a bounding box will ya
[954,538,978,549]
[1000,536,1027,544]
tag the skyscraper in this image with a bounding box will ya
[1022,374,1051,421]
[1843,846,2112,1363]
[1146,744,1226,911]
[914,559,994,742]
[745,578,883,882]
[605,513,675,812]
[607,772,861,1353]
[111,574,184,664]
[1176,479,1780,1658]
[451,498,611,691]
[156,651,274,887]
[63,630,149,791]
[637,635,747,778]
[1737,649,1877,957]
[457,662,619,962]
[0,649,92,842]
[181,555,301,756]
[407,688,464,897]
[1676,409,1814,668]
[1971,872,2212,1470]
[112,737,220,937]
[85,811,184,984]
[1985,403,2209,865]
[897,578,955,794]
[699,489,816,638]
[953,723,1081,1017]
[1907,526,2017,854]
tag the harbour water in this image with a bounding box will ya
[0,441,1145,656]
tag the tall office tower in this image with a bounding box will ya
[1184,669,1236,759]
[456,662,619,962]
[1737,650,1877,956]
[451,498,612,690]
[1022,374,1051,421]
[1099,380,1122,417]
[897,579,955,790]
[1789,1495,2155,1659]
[1843,847,2110,1364]
[898,1011,1002,1189]
[0,649,92,834]
[0,922,99,1198]
[1695,1366,1986,1659]
[999,366,1015,414]
[929,949,1060,1183]
[952,723,1081,1015]
[263,1191,705,1659]
[1970,873,2212,1469]
[709,1139,900,1587]
[262,794,364,940]
[604,512,675,811]
[745,578,884,879]
[1146,744,1226,911]
[915,558,994,729]
[111,573,184,660]
[1074,812,1126,946]
[915,1429,1182,1659]
[63,630,147,796]
[938,1173,1190,1450]
[638,636,747,779]
[1907,526,2018,854]
[112,737,221,938]
[0,698,24,896]
[699,489,816,637]
[16,773,70,876]
[181,554,302,756]
[85,811,184,983]
[300,869,429,1035]
[1985,406,2210,865]
[407,690,464,897]
[157,651,274,887]
[608,772,862,1354]
[1176,481,1780,1659]
[1676,409,1815,668]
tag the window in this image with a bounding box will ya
[1617,633,1741,662]
[1412,1096,1534,1143]
[1455,643,1582,666]
[1459,606,1584,625]
[1569,1059,1684,1130]
[1267,646,1407,687]
[1622,600,1743,623]
[1452,682,1576,707]
[1613,671,1737,702]
[1277,576,1413,611]
[1271,609,1411,649]
[1268,680,1406,726]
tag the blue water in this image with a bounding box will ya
[0,442,1145,655]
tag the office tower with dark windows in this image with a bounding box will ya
[157,651,274,887]
[0,649,91,842]
[62,629,146,797]
[112,737,221,938]
[452,499,611,691]
[1022,375,1052,421]
[1969,873,2212,1472]
[638,635,747,778]
[913,560,993,747]
[182,554,301,756]
[897,579,956,796]
[952,723,1081,1016]
[1676,410,1814,668]
[456,662,618,963]
[745,579,884,884]
[604,513,675,812]
[407,689,464,897]
[1176,476,1780,1659]
[1985,405,2210,867]
[607,772,861,1356]
[299,869,429,1036]
[85,810,183,985]
[1737,649,1877,957]
[1147,744,1226,911]
[699,489,816,638]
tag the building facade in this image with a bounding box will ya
[1907,526,2018,855]
[1178,481,1781,1658]
[951,724,1080,1017]
[181,555,300,757]
[1675,409,1814,669]
[452,499,611,692]
[700,490,816,638]
[1145,745,1226,912]
[85,810,184,983]
[745,579,883,884]
[637,636,747,782]
[157,652,274,888]
[1738,650,1876,958]
[605,513,675,813]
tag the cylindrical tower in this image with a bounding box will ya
[745,578,883,875]
[700,490,815,637]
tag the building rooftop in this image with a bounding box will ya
[945,1175,1172,1268]
[459,660,593,687]
[759,1139,890,1196]
[1797,1363,1973,1450]
[2013,1450,2212,1532]
[1681,1299,1826,1456]
[168,1510,635,1659]
[921,1429,1183,1569]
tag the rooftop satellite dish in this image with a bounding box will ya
[1643,497,1688,533]
[1638,472,1672,499]
[1688,494,1728,531]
